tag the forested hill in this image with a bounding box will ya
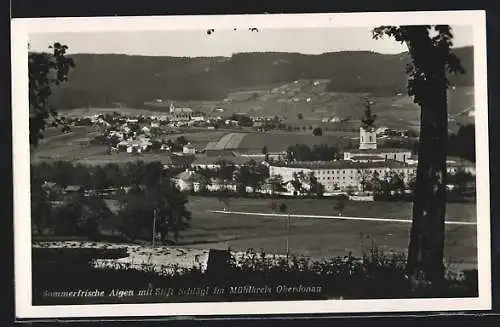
[49,46,474,109]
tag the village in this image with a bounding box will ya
[47,101,476,202]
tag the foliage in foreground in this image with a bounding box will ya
[32,246,478,304]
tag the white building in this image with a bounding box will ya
[191,113,206,122]
[173,170,204,192]
[183,143,196,154]
[268,160,415,192]
[268,123,475,192]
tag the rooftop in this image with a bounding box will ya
[346,147,412,154]
[191,155,253,166]
[350,155,386,161]
[170,108,193,114]
[175,171,204,182]
[270,159,412,170]
[163,154,196,167]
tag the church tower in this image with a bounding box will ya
[359,99,377,150]
[359,127,377,149]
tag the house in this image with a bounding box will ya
[64,185,83,194]
[173,170,204,192]
[283,180,311,196]
[236,151,286,162]
[204,178,237,192]
[183,143,197,154]
[191,112,206,122]
[190,154,252,170]
[162,154,196,169]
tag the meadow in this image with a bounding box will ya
[31,126,356,163]
[32,196,478,304]
[100,196,477,272]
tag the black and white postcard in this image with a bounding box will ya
[12,10,491,319]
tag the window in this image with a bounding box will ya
[369,136,373,142]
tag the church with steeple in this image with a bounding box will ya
[167,102,193,122]
[343,100,412,163]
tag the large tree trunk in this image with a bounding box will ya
[407,65,448,287]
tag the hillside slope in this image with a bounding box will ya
[47,47,474,110]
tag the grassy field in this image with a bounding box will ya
[32,126,103,162]
[163,130,228,150]
[101,196,477,271]
[31,126,227,163]
[32,124,357,162]
[181,197,477,269]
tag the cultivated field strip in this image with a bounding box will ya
[212,133,247,149]
[207,210,477,226]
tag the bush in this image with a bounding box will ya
[32,245,478,304]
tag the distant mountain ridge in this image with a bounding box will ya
[49,46,474,110]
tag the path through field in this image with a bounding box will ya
[207,210,477,226]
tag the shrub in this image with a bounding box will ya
[32,245,478,304]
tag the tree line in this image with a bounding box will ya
[193,159,270,196]
[31,161,184,190]
[285,144,340,161]
[31,160,191,243]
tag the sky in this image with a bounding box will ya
[28,25,474,57]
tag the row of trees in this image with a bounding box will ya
[378,123,475,161]
[286,144,340,162]
[288,171,325,197]
[31,162,191,242]
[195,159,270,195]
[31,161,183,190]
[448,124,475,163]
